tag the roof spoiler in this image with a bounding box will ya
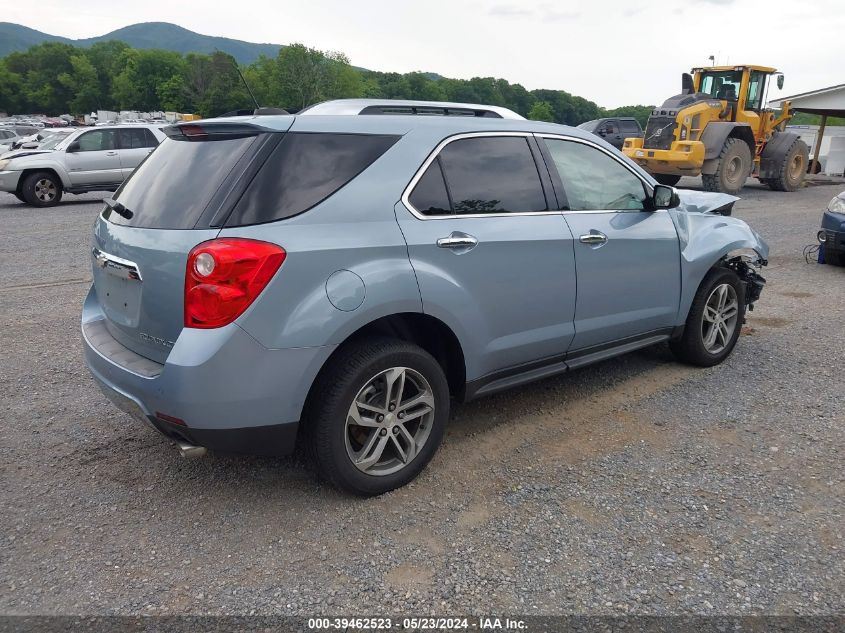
[216,107,290,118]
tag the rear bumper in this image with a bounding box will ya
[623,138,705,175]
[82,286,336,456]
[0,170,22,193]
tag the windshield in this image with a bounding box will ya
[39,135,67,150]
[699,70,742,100]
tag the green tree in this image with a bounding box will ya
[243,54,278,107]
[112,48,185,111]
[5,42,78,114]
[0,59,22,113]
[180,51,251,117]
[86,40,130,110]
[275,43,362,110]
[527,100,555,122]
[603,104,654,127]
[58,54,101,113]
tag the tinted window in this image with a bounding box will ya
[228,133,399,226]
[437,136,546,214]
[619,119,640,134]
[76,130,115,152]
[545,139,647,211]
[409,158,451,215]
[119,128,158,149]
[106,135,258,228]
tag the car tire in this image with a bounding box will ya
[702,138,751,195]
[670,267,746,367]
[308,337,450,496]
[14,192,26,202]
[654,174,682,186]
[21,171,63,207]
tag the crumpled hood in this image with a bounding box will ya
[675,189,739,215]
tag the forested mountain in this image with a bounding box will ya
[0,22,281,63]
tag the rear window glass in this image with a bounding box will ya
[409,158,451,215]
[105,135,257,229]
[226,132,399,226]
[118,128,158,149]
[620,119,640,133]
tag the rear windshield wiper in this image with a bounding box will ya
[104,197,133,220]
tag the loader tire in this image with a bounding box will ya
[702,137,751,195]
[766,139,808,192]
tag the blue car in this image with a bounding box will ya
[820,190,845,265]
[82,99,769,495]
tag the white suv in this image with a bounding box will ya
[0,124,166,206]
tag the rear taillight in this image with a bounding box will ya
[185,238,286,329]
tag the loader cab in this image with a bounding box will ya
[693,65,776,128]
[694,67,776,111]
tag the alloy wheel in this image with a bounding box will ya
[344,366,435,476]
[34,179,57,202]
[701,283,739,354]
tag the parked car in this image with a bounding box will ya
[819,190,845,265]
[577,117,643,150]
[81,99,768,495]
[11,128,74,150]
[0,126,40,154]
[0,128,21,155]
[0,124,165,206]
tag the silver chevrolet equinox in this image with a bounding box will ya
[82,99,769,495]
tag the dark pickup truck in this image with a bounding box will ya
[577,117,643,150]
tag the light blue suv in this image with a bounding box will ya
[82,99,768,495]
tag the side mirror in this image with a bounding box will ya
[66,141,80,152]
[776,74,784,90]
[653,184,680,209]
[681,73,694,94]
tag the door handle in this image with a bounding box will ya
[436,231,478,251]
[105,151,118,156]
[579,232,608,246]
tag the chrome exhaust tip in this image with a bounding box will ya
[175,440,207,459]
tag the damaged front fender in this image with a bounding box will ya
[669,189,769,322]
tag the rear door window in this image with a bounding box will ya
[118,128,159,149]
[227,132,400,226]
[435,136,547,215]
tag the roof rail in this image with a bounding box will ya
[298,99,524,120]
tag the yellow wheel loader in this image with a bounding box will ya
[623,65,809,194]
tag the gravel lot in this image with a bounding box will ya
[1,179,843,617]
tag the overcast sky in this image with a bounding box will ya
[5,0,843,108]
